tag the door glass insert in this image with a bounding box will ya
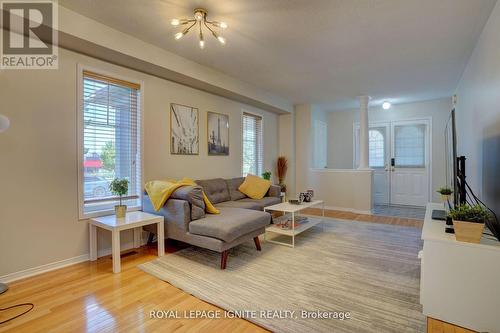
[394,124,425,167]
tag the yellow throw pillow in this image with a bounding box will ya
[238,174,272,200]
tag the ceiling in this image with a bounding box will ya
[59,0,496,110]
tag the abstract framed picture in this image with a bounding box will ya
[170,103,199,155]
[207,111,229,156]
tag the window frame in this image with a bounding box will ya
[77,64,144,220]
[241,110,264,177]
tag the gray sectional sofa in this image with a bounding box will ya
[143,177,281,269]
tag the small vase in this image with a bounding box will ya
[115,205,127,218]
[440,194,451,202]
[452,220,484,243]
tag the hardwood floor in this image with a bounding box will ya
[427,317,477,333]
[302,207,424,228]
[0,213,424,332]
[0,244,267,333]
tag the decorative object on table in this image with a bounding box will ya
[109,178,129,218]
[300,191,313,203]
[276,156,288,193]
[448,204,491,243]
[273,216,309,230]
[307,189,314,198]
[262,171,271,180]
[170,8,227,48]
[436,186,453,203]
[207,112,229,155]
[288,199,300,205]
[170,103,199,155]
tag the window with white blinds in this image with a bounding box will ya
[79,70,142,218]
[242,112,263,177]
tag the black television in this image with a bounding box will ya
[441,109,500,242]
[444,109,466,209]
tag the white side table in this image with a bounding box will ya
[89,211,164,273]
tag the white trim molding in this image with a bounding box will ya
[0,254,90,284]
[0,236,148,283]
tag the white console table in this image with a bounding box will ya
[420,203,500,333]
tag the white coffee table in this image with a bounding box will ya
[264,200,324,247]
[89,211,164,273]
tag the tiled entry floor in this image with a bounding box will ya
[373,204,426,219]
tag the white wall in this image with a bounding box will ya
[294,104,312,194]
[327,98,452,202]
[309,169,373,213]
[278,113,296,195]
[293,105,373,212]
[455,1,500,217]
[0,47,279,278]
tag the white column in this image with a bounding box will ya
[358,95,370,169]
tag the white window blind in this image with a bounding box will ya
[394,124,425,167]
[80,71,142,217]
[242,112,263,176]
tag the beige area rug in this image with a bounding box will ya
[139,218,425,333]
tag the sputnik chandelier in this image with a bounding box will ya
[171,8,227,49]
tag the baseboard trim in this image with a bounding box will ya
[0,237,148,283]
[0,254,90,283]
[322,205,373,215]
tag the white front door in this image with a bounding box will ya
[354,118,431,207]
[390,120,430,206]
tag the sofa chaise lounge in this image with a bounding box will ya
[143,177,281,269]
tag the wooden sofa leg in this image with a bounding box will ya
[220,250,229,270]
[254,236,262,251]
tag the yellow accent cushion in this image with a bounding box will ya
[238,174,272,200]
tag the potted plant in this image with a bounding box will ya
[262,171,272,181]
[436,186,453,202]
[109,178,129,218]
[276,156,288,193]
[448,204,491,243]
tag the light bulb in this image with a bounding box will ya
[171,18,180,26]
[174,32,184,40]
[219,22,228,29]
[194,12,203,21]
[217,36,226,45]
[382,101,391,110]
[199,39,205,49]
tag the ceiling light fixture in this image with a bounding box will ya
[171,8,227,48]
[382,101,392,110]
